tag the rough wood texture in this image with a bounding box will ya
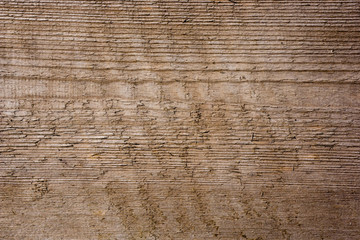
[1,0,360,239]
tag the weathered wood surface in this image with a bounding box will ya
[1,0,360,239]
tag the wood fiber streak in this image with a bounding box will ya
[0,0,360,239]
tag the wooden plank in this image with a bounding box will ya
[0,0,359,239]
